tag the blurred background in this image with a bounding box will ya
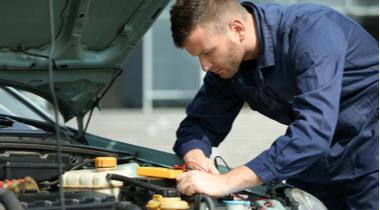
[61,0,378,167]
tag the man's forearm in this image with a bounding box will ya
[184,150,263,190]
[222,165,263,194]
[183,149,205,162]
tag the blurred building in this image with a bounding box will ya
[101,0,379,111]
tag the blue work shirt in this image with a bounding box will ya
[173,2,379,186]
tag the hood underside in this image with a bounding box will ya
[0,0,169,121]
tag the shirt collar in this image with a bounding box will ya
[241,2,275,69]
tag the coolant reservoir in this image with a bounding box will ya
[62,157,139,198]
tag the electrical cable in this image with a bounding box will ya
[47,1,65,209]
[16,45,49,59]
[0,189,24,210]
[184,161,208,172]
[259,201,273,210]
[193,194,215,210]
[173,161,208,172]
[214,156,231,171]
[107,174,181,197]
[213,156,253,202]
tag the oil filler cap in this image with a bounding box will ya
[95,157,117,169]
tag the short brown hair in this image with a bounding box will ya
[170,0,246,48]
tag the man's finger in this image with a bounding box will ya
[177,179,195,196]
[176,172,185,181]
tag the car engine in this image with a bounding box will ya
[0,139,326,210]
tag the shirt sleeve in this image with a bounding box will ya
[173,73,244,158]
[246,13,348,185]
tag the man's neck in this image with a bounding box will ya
[243,13,260,61]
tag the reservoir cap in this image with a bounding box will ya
[96,157,117,169]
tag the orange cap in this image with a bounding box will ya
[95,157,117,169]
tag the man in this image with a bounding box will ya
[170,0,378,209]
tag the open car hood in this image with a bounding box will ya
[0,0,169,122]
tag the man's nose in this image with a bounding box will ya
[199,56,212,72]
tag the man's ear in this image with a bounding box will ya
[229,19,246,42]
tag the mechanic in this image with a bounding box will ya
[169,0,379,209]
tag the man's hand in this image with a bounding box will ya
[183,149,219,174]
[176,165,263,197]
[176,170,228,197]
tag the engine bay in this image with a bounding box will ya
[0,139,326,210]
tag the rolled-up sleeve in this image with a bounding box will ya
[173,73,244,158]
[246,14,347,185]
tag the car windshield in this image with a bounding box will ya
[0,86,52,124]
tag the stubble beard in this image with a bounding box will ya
[220,40,245,79]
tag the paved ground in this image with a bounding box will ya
[68,107,286,167]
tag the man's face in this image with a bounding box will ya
[183,24,245,79]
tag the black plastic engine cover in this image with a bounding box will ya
[0,154,71,183]
[17,191,117,210]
